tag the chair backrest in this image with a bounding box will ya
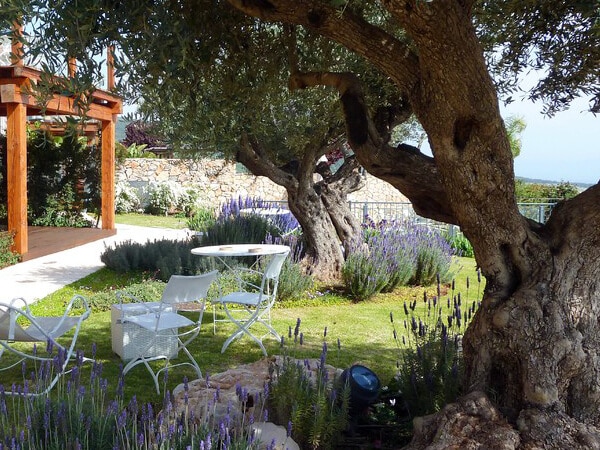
[263,249,290,281]
[161,270,218,305]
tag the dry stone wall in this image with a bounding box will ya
[117,158,408,206]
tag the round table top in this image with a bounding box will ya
[191,244,290,257]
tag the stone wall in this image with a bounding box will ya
[117,158,408,206]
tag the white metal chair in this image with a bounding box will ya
[116,270,218,393]
[0,295,93,396]
[215,249,290,356]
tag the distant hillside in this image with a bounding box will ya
[517,176,594,190]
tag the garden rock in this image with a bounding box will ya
[172,355,343,429]
[251,422,300,450]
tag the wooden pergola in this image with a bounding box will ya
[0,27,122,257]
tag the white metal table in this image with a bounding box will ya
[191,244,290,335]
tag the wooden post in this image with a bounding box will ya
[10,20,23,66]
[101,117,116,229]
[68,57,77,77]
[6,102,28,255]
[106,46,115,90]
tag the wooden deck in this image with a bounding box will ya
[22,227,116,261]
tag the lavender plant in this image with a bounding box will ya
[218,196,300,236]
[0,345,265,449]
[389,276,482,419]
[409,226,454,286]
[269,322,350,450]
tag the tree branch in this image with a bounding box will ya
[237,133,298,189]
[290,70,456,224]
[226,0,420,94]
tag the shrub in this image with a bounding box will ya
[270,235,314,302]
[342,244,392,301]
[186,206,216,232]
[114,180,141,214]
[343,220,417,301]
[201,214,281,248]
[30,186,94,228]
[100,238,211,282]
[0,231,20,269]
[143,181,185,216]
[443,229,474,258]
[219,196,300,236]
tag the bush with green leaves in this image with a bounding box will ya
[0,231,20,269]
[259,233,314,303]
[115,180,141,213]
[200,214,281,248]
[23,127,100,226]
[100,238,211,282]
[30,186,94,228]
[443,229,474,258]
[186,206,216,232]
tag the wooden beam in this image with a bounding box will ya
[0,83,122,120]
[6,102,28,255]
[101,117,116,230]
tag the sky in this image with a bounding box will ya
[501,96,599,186]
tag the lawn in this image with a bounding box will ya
[115,212,190,229]
[5,256,482,407]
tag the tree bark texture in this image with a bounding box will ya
[228,0,600,447]
[237,133,363,281]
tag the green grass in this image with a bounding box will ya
[3,257,483,408]
[115,212,189,229]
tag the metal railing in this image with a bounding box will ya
[264,200,557,231]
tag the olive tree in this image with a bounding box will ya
[3,0,600,446]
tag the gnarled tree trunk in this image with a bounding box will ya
[237,133,363,281]
[229,0,600,447]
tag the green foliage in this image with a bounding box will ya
[342,249,391,301]
[410,228,454,286]
[0,231,20,269]
[86,279,167,311]
[0,352,262,449]
[185,206,216,232]
[143,181,185,216]
[277,258,315,303]
[505,115,526,158]
[443,230,474,258]
[100,238,211,282]
[30,185,94,228]
[21,126,100,226]
[342,222,454,300]
[515,179,579,202]
[269,334,350,450]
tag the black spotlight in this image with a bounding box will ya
[340,364,381,417]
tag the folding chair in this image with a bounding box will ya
[116,270,218,393]
[0,295,93,396]
[215,249,290,356]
